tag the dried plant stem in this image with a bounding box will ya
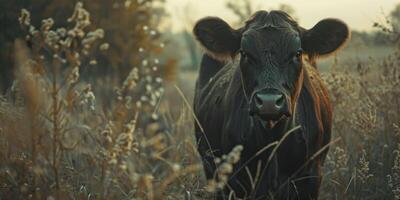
[155,164,202,198]
[51,60,60,197]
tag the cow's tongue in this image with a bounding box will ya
[266,120,278,129]
[265,115,289,129]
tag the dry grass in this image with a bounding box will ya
[318,21,400,198]
[1,2,400,200]
[0,4,205,200]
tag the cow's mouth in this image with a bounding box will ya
[265,115,287,129]
[254,114,289,130]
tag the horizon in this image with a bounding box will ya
[164,0,399,32]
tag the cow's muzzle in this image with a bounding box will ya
[250,88,291,121]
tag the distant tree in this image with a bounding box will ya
[367,3,400,46]
[348,30,390,47]
[225,1,299,26]
[225,0,253,26]
[0,0,166,94]
[390,3,400,45]
[182,30,200,70]
[180,3,201,70]
[278,3,298,21]
[391,3,400,28]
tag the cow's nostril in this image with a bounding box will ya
[254,94,264,108]
[253,90,288,120]
[275,94,285,108]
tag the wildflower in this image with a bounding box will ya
[149,100,156,106]
[207,145,243,192]
[60,37,73,48]
[80,84,96,110]
[67,2,91,38]
[41,18,54,32]
[357,150,373,183]
[54,44,60,51]
[124,0,132,8]
[112,2,119,9]
[155,77,163,83]
[172,164,181,172]
[101,121,114,145]
[122,67,139,91]
[145,84,152,92]
[136,101,142,108]
[389,144,400,199]
[154,91,161,97]
[68,2,90,26]
[113,119,138,155]
[29,26,37,35]
[82,49,89,55]
[18,9,31,26]
[44,30,59,46]
[82,29,104,46]
[56,28,67,37]
[142,59,148,66]
[73,52,80,59]
[89,59,97,65]
[47,196,55,200]
[145,75,152,82]
[219,163,233,174]
[99,43,109,51]
[140,95,149,102]
[68,67,80,85]
[324,146,349,180]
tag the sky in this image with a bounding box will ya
[164,0,399,32]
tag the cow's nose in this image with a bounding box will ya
[253,91,289,120]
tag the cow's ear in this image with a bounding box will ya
[193,17,242,61]
[301,19,350,57]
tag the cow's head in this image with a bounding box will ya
[194,10,349,124]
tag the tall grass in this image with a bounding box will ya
[319,21,400,199]
[0,3,203,199]
[1,2,400,200]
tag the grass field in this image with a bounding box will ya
[1,2,400,200]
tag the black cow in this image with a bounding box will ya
[192,10,349,199]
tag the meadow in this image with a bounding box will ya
[1,1,400,200]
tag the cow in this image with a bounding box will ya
[192,10,349,199]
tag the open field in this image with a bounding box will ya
[1,1,400,200]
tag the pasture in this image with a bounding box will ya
[0,1,400,199]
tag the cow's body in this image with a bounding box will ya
[192,10,348,199]
[194,54,332,199]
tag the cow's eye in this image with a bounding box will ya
[240,50,247,58]
[295,49,303,58]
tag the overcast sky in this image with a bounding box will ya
[164,0,399,32]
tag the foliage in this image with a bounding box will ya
[0,2,197,200]
[0,0,170,95]
[318,21,400,199]
[2,1,400,200]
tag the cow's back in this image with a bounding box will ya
[196,54,226,91]
[193,55,240,177]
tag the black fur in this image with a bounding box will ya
[193,10,347,199]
